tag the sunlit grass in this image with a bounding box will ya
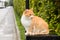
[15,13,25,40]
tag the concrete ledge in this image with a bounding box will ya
[26,35,60,40]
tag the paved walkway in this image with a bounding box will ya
[0,6,20,40]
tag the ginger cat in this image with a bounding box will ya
[21,9,49,35]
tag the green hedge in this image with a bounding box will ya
[13,0,26,40]
[13,0,60,40]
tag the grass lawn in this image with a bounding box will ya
[15,13,25,40]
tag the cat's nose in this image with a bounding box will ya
[30,15,34,19]
[31,15,34,17]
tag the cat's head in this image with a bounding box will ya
[23,9,34,19]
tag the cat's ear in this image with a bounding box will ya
[26,9,29,11]
[24,9,29,14]
[30,8,33,11]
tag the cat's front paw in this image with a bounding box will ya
[25,32,28,35]
[25,32,30,35]
[25,32,33,36]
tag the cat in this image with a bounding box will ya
[21,9,49,35]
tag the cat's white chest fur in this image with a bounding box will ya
[21,15,31,31]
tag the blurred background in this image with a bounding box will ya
[0,0,60,40]
[13,0,60,40]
